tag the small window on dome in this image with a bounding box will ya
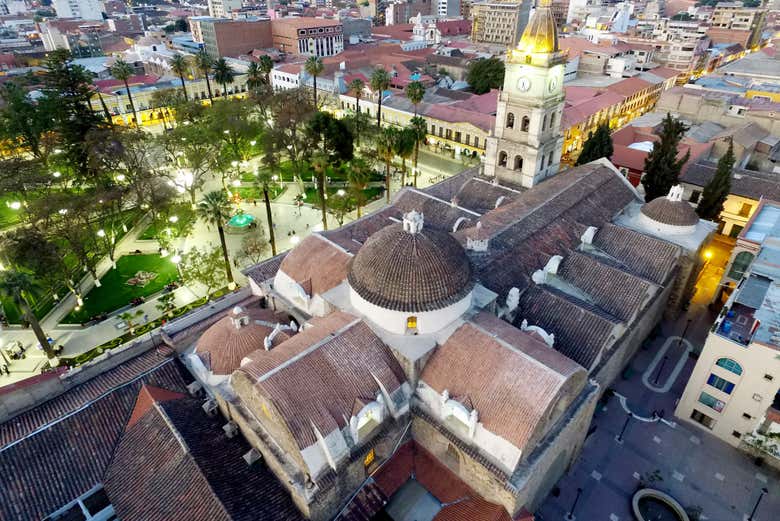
[406,316,418,334]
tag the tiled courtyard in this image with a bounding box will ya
[536,307,780,521]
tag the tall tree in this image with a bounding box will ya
[178,246,228,298]
[0,82,57,160]
[212,58,235,99]
[258,55,273,85]
[304,55,324,106]
[306,111,354,163]
[196,190,234,285]
[409,116,427,187]
[110,57,138,126]
[370,67,391,127]
[246,62,264,94]
[195,50,214,103]
[575,124,613,166]
[0,270,55,359]
[267,88,316,182]
[404,80,425,116]
[641,113,690,202]
[311,152,330,231]
[169,53,190,101]
[348,77,365,145]
[466,57,505,94]
[697,139,734,220]
[394,127,415,187]
[377,126,398,202]
[258,143,278,256]
[347,156,372,218]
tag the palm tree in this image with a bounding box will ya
[258,55,273,86]
[304,55,324,106]
[370,67,391,128]
[196,190,234,285]
[409,116,427,187]
[212,58,235,99]
[246,62,263,94]
[258,150,278,256]
[118,309,144,335]
[155,292,176,318]
[0,271,55,359]
[377,127,397,203]
[311,153,329,230]
[405,80,425,116]
[170,53,190,101]
[195,50,214,103]
[348,77,365,146]
[394,127,415,187]
[347,157,371,218]
[110,57,138,126]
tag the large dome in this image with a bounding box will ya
[347,212,473,313]
[641,196,698,227]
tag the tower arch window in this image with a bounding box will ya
[521,116,530,132]
[542,114,547,131]
[548,151,554,168]
[540,155,545,169]
[715,358,743,376]
[406,316,418,334]
[498,151,507,167]
[550,112,556,128]
[506,112,515,129]
[514,155,523,170]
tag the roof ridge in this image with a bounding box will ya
[406,187,482,217]
[256,317,363,383]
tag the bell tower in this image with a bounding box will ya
[484,0,566,188]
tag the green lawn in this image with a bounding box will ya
[0,195,23,230]
[62,254,179,324]
[1,291,60,325]
[303,186,384,207]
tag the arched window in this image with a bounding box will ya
[716,358,743,376]
[406,316,417,332]
[728,251,754,280]
[542,114,547,131]
[514,155,523,170]
[498,151,507,167]
[540,155,545,169]
[506,112,515,129]
[548,151,554,168]
[521,116,530,132]
[550,112,557,128]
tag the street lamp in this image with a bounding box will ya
[565,487,583,521]
[171,253,182,278]
[52,171,61,178]
[169,215,179,223]
[748,487,768,520]
[337,189,346,197]
[8,201,21,210]
[616,412,632,443]
[96,229,106,237]
[250,140,256,146]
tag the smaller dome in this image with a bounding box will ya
[641,196,698,227]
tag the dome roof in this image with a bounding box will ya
[641,196,699,227]
[195,307,289,375]
[348,212,473,313]
[517,4,559,54]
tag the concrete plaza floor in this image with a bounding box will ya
[536,306,780,521]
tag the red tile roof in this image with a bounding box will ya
[563,89,625,127]
[611,144,650,172]
[126,384,185,428]
[278,233,351,296]
[605,76,653,97]
[94,74,160,93]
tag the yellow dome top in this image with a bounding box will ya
[517,2,559,54]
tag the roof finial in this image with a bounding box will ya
[666,185,684,202]
[403,210,424,234]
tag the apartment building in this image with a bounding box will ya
[199,18,272,58]
[52,0,104,20]
[470,1,530,46]
[207,0,242,18]
[386,0,433,25]
[709,1,767,49]
[271,17,344,57]
[675,201,780,464]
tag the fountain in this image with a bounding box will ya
[632,489,689,521]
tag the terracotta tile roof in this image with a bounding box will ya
[278,233,352,296]
[339,441,511,521]
[641,197,699,226]
[393,189,480,232]
[516,284,621,370]
[104,393,302,521]
[320,207,398,254]
[611,144,649,172]
[423,167,479,201]
[0,354,190,521]
[557,250,657,322]
[605,76,653,98]
[452,177,521,215]
[563,89,625,127]
[682,161,780,201]
[421,315,584,452]
[424,103,496,132]
[347,221,474,312]
[457,163,638,300]
[126,384,185,427]
[239,316,407,449]
[273,16,342,29]
[592,223,680,285]
[244,251,288,285]
[194,307,292,375]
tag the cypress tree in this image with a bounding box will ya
[696,139,734,220]
[575,124,614,165]
[641,113,690,202]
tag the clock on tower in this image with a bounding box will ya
[483,0,566,188]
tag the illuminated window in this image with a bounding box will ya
[363,448,375,467]
[406,316,417,330]
[715,358,743,376]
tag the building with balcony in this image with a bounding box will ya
[271,17,344,57]
[470,0,530,46]
[675,201,780,458]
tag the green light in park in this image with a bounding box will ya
[228,213,255,228]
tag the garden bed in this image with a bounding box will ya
[61,254,179,324]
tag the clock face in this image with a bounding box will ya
[548,78,558,93]
[517,77,531,92]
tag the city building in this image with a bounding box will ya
[470,1,530,46]
[52,0,104,20]
[386,0,434,26]
[271,17,344,57]
[436,0,460,17]
[207,0,243,18]
[675,200,780,462]
[483,2,565,187]
[708,1,767,49]
[200,18,272,58]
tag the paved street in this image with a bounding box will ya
[536,303,780,521]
